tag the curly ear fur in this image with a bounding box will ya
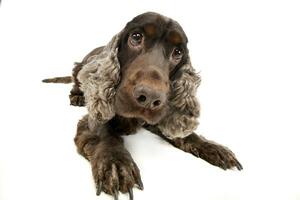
[157,58,201,138]
[77,32,200,139]
[77,34,121,123]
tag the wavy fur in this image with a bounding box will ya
[77,34,121,123]
[77,33,201,138]
[158,59,201,138]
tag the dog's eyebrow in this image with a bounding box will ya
[143,23,157,37]
[167,31,183,46]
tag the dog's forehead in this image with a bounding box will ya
[127,12,168,27]
[125,12,188,44]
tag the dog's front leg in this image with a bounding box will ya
[144,125,242,170]
[74,115,143,199]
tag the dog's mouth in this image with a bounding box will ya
[115,89,168,125]
[138,108,167,124]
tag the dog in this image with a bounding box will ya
[43,12,242,200]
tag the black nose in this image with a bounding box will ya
[133,85,166,109]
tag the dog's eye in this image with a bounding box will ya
[129,32,143,46]
[172,47,184,60]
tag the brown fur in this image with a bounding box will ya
[143,124,243,170]
[44,12,242,200]
[42,76,72,84]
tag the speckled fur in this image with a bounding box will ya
[77,34,121,123]
[43,12,242,199]
[158,58,201,138]
[77,33,201,138]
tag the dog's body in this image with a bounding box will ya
[44,12,242,200]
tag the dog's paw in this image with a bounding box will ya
[69,94,85,106]
[91,151,143,200]
[190,142,243,170]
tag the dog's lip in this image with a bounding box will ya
[139,114,160,125]
[140,108,157,114]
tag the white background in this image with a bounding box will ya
[1,0,300,200]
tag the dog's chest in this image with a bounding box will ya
[108,115,144,135]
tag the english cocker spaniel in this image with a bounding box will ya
[43,12,242,200]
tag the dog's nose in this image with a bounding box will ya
[133,85,166,109]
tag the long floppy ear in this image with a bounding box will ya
[77,33,122,124]
[157,57,201,139]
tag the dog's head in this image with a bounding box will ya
[78,12,201,138]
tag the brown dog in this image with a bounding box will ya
[43,12,242,200]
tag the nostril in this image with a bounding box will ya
[137,95,147,103]
[153,100,161,107]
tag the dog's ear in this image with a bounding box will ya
[77,33,122,124]
[157,57,201,139]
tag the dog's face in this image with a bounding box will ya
[78,12,200,138]
[115,12,189,124]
